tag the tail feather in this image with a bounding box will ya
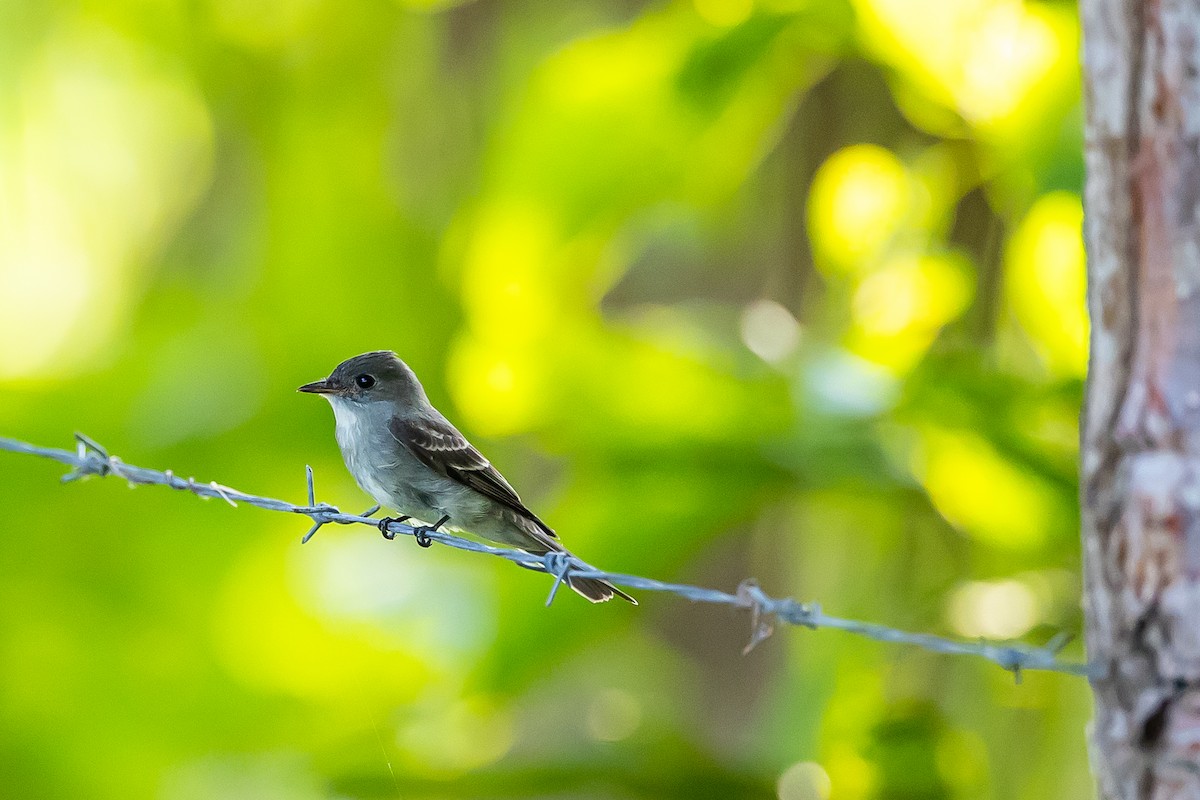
[507,514,636,604]
[568,575,637,605]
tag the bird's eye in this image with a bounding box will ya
[355,374,375,389]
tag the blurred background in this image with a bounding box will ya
[0,0,1092,797]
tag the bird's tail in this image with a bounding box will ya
[568,575,637,605]
[511,514,636,604]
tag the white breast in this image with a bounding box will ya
[326,397,433,518]
[330,399,389,494]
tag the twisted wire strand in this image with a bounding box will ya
[0,434,1091,679]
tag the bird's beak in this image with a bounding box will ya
[298,378,337,395]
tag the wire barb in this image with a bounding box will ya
[0,433,1093,679]
[62,431,114,483]
[210,481,238,507]
[542,552,573,607]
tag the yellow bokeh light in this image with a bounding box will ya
[485,360,516,395]
[823,746,874,800]
[948,579,1040,639]
[451,201,562,435]
[448,336,543,437]
[0,217,94,379]
[809,145,913,275]
[849,252,972,371]
[853,253,971,337]
[915,428,1053,549]
[545,15,680,111]
[1005,192,1088,376]
[741,299,803,363]
[777,761,833,800]
[460,203,557,346]
[856,0,1068,130]
[960,3,1060,123]
[0,20,211,380]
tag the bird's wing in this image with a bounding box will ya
[388,414,557,538]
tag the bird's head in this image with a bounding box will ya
[298,350,427,408]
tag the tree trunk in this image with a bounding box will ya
[1082,0,1200,796]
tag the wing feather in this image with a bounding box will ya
[388,414,556,538]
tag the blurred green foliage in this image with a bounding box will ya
[0,0,1092,797]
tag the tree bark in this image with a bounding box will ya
[1082,1,1200,796]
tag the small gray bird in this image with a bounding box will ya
[299,350,634,604]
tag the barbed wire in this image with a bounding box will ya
[0,433,1092,680]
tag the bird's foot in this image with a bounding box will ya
[377,516,411,540]
[412,515,450,548]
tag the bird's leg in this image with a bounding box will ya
[412,515,450,548]
[377,515,411,540]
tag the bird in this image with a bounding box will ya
[298,350,635,604]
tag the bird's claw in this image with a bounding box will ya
[412,514,450,549]
[377,516,410,540]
